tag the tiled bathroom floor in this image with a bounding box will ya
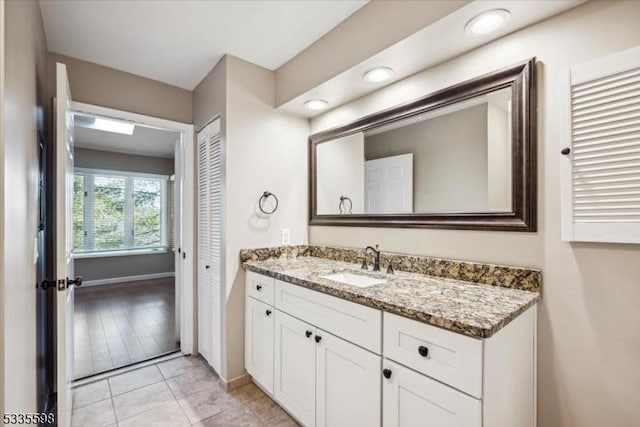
[74,278,179,378]
[72,356,300,427]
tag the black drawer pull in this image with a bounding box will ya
[305,330,312,338]
[315,335,322,343]
[418,345,429,357]
[561,147,571,155]
[265,309,272,316]
[382,369,392,379]
[256,284,262,291]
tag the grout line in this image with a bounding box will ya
[106,375,118,424]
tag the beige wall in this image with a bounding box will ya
[309,2,640,426]
[47,52,192,124]
[486,101,511,211]
[364,104,489,212]
[1,0,48,413]
[317,132,365,214]
[74,148,175,281]
[192,55,309,381]
[193,56,227,131]
[274,0,470,106]
[224,55,309,381]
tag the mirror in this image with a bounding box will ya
[310,59,536,231]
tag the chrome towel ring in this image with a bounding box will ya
[258,191,278,215]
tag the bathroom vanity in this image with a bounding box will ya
[241,246,541,427]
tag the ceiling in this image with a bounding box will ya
[280,0,584,117]
[39,0,367,90]
[74,120,180,158]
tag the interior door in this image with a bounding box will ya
[55,62,78,427]
[365,153,413,213]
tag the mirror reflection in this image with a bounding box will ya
[316,87,513,215]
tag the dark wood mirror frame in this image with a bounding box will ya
[309,58,537,231]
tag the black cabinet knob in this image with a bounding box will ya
[382,369,392,379]
[315,335,322,343]
[265,309,272,316]
[305,330,312,338]
[205,265,210,269]
[561,147,571,155]
[418,345,429,357]
[256,284,262,291]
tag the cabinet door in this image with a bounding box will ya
[383,360,481,427]
[245,297,274,394]
[274,311,316,427]
[316,330,381,427]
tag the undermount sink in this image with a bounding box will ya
[321,271,387,288]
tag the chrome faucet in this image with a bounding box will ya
[363,244,381,272]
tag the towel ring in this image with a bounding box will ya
[258,191,278,215]
[338,196,352,214]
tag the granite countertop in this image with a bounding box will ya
[243,256,540,339]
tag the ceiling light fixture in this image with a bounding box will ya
[363,67,394,83]
[76,115,135,135]
[465,9,510,36]
[304,99,329,111]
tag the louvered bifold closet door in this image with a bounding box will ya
[561,45,640,244]
[197,129,212,364]
[208,132,223,374]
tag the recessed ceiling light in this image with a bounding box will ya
[465,9,510,36]
[304,99,329,111]
[363,67,394,83]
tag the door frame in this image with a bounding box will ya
[70,101,196,356]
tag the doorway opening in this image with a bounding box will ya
[69,103,195,380]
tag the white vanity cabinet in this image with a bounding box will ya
[245,271,537,427]
[245,272,276,394]
[245,296,274,394]
[383,359,481,427]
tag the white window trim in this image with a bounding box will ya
[73,167,170,257]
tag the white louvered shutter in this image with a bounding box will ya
[197,129,212,363]
[561,45,640,244]
[208,131,223,373]
[197,119,223,373]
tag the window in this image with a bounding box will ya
[73,168,169,256]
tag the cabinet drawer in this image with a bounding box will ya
[246,271,275,306]
[382,359,481,427]
[275,280,382,354]
[383,312,483,398]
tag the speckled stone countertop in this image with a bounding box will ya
[242,252,540,339]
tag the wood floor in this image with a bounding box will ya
[71,356,300,427]
[74,278,179,379]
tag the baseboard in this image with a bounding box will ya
[81,272,175,287]
[223,374,251,392]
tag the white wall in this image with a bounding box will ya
[309,2,640,426]
[317,132,364,214]
[1,0,47,413]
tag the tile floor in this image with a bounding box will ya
[72,356,300,427]
[74,278,179,378]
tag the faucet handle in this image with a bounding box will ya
[361,247,368,270]
[386,256,401,275]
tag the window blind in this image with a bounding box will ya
[73,168,169,254]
